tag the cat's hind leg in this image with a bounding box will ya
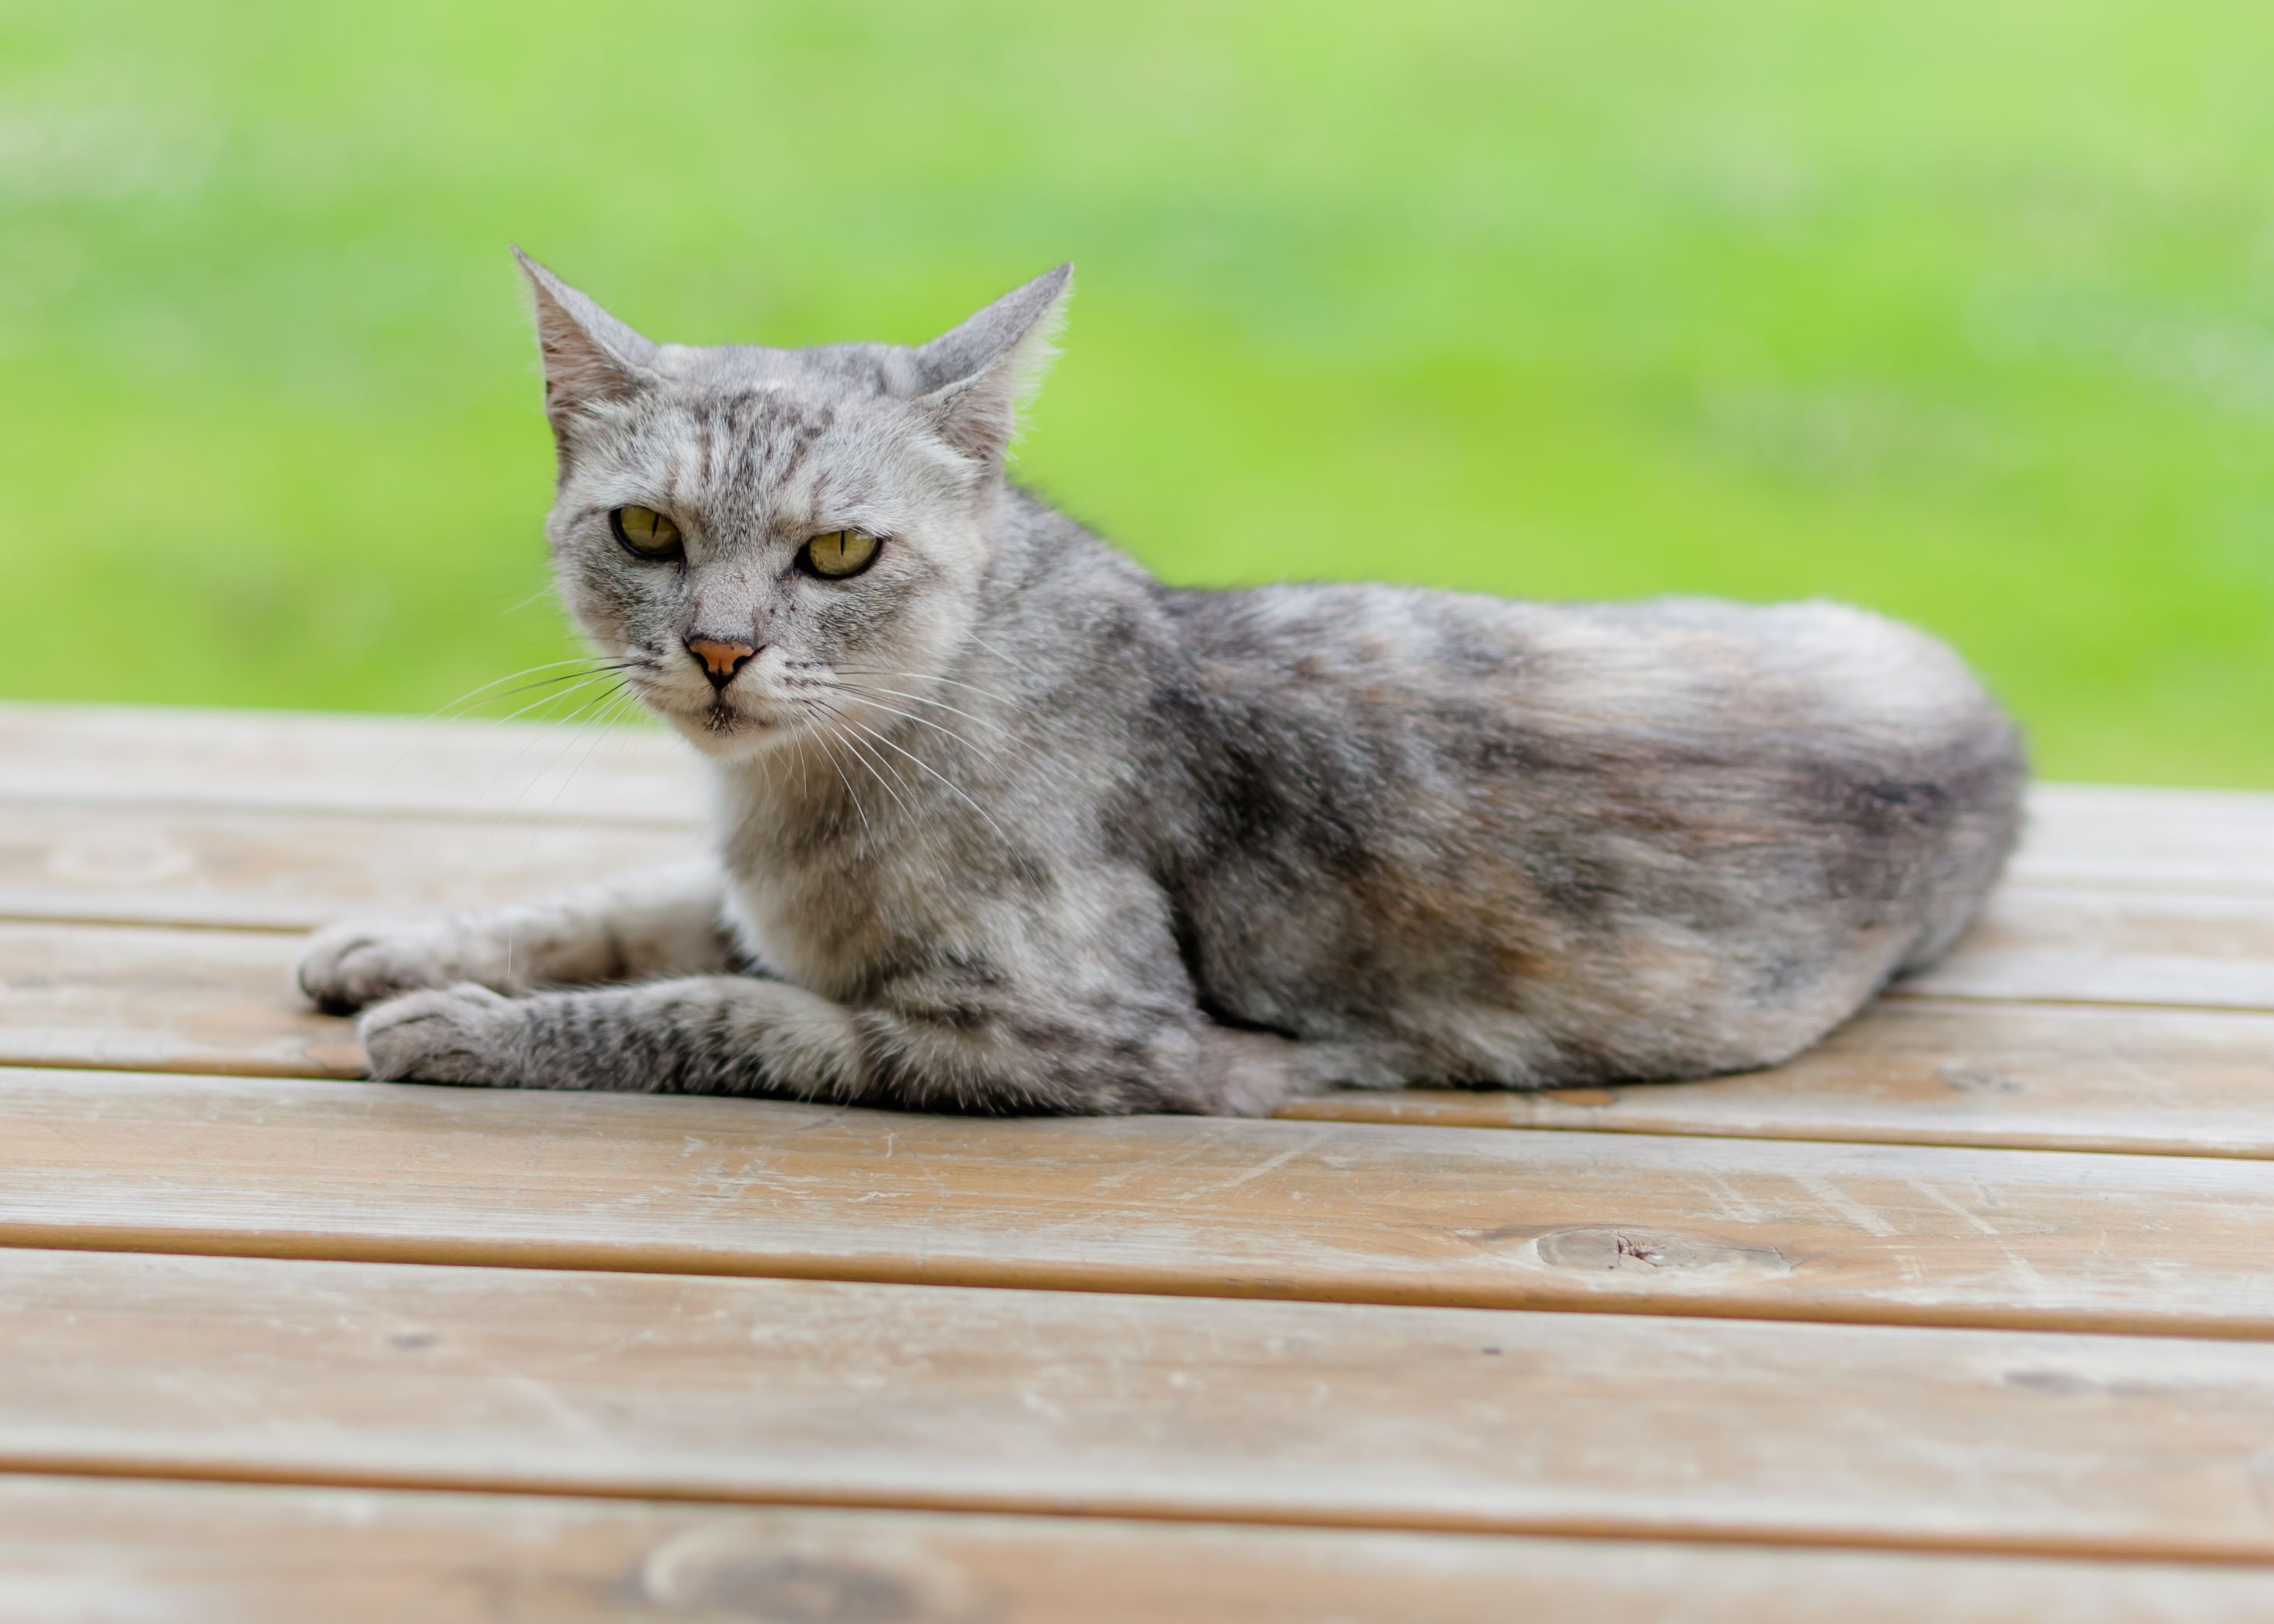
[297,861,734,1014]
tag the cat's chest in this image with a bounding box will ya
[720,854,937,999]
[707,762,967,997]
[723,864,854,989]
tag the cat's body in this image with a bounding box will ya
[298,259,2024,1114]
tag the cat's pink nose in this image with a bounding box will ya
[686,636,757,691]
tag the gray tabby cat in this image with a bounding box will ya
[295,253,2025,1115]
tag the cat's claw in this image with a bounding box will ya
[297,920,481,1013]
[360,983,522,1085]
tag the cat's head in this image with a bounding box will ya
[516,250,1069,760]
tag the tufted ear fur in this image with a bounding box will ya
[512,247,661,438]
[911,263,1072,468]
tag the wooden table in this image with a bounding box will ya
[3,701,2272,1622]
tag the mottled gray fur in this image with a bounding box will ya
[297,256,2026,1115]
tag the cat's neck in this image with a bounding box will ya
[703,730,872,851]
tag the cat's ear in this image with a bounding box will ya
[511,247,660,434]
[912,264,1072,467]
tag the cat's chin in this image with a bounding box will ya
[651,699,795,761]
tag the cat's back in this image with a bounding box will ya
[1165,580,2002,760]
[1149,578,2024,1010]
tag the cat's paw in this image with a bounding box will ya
[297,920,485,1014]
[360,984,524,1085]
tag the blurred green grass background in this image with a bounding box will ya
[2,1,2269,783]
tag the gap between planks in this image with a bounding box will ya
[13,1455,2274,1576]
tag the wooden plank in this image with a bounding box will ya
[6,921,2272,1159]
[0,803,678,930]
[2016,783,2274,893]
[8,1477,2271,1624]
[0,702,694,826]
[13,1249,2274,1562]
[0,924,363,1077]
[7,1065,2274,1337]
[1906,884,2274,1011]
[1286,998,2274,1157]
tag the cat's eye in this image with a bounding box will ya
[802,529,881,579]
[610,505,683,559]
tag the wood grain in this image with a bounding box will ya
[0,924,361,1077]
[1906,883,2274,1011]
[2017,783,2274,893]
[14,1248,2274,1562]
[5,921,2270,1157]
[0,703,694,825]
[8,1065,2274,1336]
[1285,998,2274,1156]
[0,803,680,930]
[8,1477,2271,1624]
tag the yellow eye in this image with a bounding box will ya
[803,529,881,579]
[610,505,682,557]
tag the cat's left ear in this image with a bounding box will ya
[912,264,1072,467]
[512,247,661,437]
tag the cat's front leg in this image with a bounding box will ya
[358,975,858,1095]
[297,861,734,1014]
[357,971,1287,1115]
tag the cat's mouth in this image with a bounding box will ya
[619,664,819,757]
[635,688,809,757]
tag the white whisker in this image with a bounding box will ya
[831,665,1022,709]
[963,630,1021,669]
[843,713,1017,847]
[830,713,921,824]
[829,678,1021,741]
[803,716,873,838]
[375,656,639,797]
[539,680,637,814]
[509,679,632,815]
[829,685,1068,797]
[438,659,650,723]
[827,688,991,756]
[465,671,630,810]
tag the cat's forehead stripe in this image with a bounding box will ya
[690,391,838,498]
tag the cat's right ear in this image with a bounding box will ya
[511,247,660,440]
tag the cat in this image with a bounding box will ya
[295,253,2026,1116]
